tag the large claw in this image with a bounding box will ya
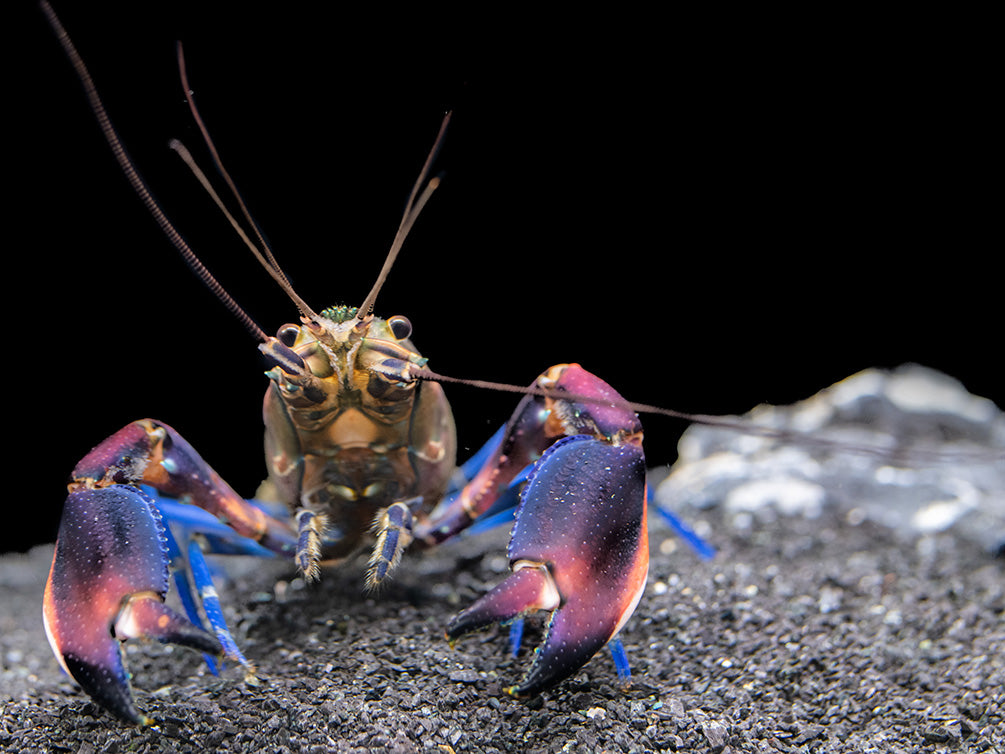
[447,434,649,695]
[43,485,222,725]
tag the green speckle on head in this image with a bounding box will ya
[320,305,359,323]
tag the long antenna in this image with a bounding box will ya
[40,0,267,343]
[412,367,1005,466]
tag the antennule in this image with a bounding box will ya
[358,112,452,319]
[175,42,320,324]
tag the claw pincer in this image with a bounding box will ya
[43,485,221,724]
[446,366,650,695]
[43,420,294,724]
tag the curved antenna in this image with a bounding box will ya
[168,139,274,276]
[411,367,1005,466]
[40,1,267,343]
[357,112,452,319]
[175,42,319,323]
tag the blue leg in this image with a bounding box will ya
[608,637,631,681]
[446,424,530,537]
[152,492,286,675]
[160,521,223,675]
[154,493,285,558]
[186,539,252,671]
[454,424,507,485]
[651,497,716,560]
[508,616,525,657]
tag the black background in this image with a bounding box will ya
[11,4,998,554]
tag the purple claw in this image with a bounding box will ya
[447,434,649,695]
[43,486,221,724]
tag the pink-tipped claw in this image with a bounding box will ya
[447,434,649,695]
[43,486,221,724]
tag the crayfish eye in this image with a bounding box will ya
[277,324,300,347]
[388,315,412,340]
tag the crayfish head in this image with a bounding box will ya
[259,308,455,555]
[262,310,426,393]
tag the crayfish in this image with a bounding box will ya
[39,2,712,725]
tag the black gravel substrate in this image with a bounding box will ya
[2,501,1002,753]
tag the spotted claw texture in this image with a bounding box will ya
[43,485,221,724]
[447,434,649,695]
